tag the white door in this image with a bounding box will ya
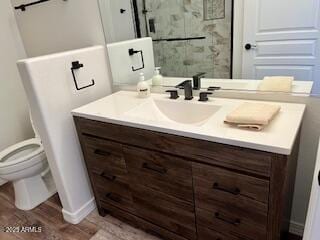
[110,0,136,41]
[99,0,136,43]
[242,0,320,84]
[303,138,320,240]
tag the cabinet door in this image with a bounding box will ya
[124,146,196,239]
[131,184,196,240]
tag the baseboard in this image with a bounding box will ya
[62,197,96,224]
[289,221,304,237]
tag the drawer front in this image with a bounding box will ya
[124,146,193,202]
[100,201,188,240]
[197,225,243,240]
[91,172,134,213]
[75,117,272,177]
[132,184,196,240]
[89,171,133,212]
[83,135,127,177]
[196,207,267,240]
[193,163,269,207]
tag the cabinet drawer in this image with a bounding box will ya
[82,136,127,176]
[193,163,269,210]
[197,225,245,240]
[132,184,196,240]
[196,207,267,240]
[91,172,134,213]
[124,146,193,202]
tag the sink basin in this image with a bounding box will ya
[124,99,221,126]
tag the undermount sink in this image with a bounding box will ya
[124,98,221,126]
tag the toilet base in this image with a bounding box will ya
[13,172,56,210]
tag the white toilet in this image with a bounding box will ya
[0,115,56,210]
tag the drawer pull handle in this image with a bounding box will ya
[94,149,111,156]
[100,171,116,182]
[213,182,240,195]
[142,162,167,174]
[105,193,121,203]
[215,212,241,226]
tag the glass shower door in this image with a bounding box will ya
[144,0,188,77]
[140,0,232,79]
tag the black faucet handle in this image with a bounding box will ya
[166,90,179,99]
[199,92,213,102]
[193,73,206,90]
[207,86,221,91]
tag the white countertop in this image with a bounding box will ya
[72,91,306,155]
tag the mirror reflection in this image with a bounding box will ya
[98,0,320,95]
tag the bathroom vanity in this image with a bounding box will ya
[72,91,305,240]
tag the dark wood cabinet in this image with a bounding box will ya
[74,117,299,240]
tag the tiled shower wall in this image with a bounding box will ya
[136,0,232,78]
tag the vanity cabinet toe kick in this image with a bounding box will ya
[74,116,300,240]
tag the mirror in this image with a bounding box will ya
[98,0,320,95]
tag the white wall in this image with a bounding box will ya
[0,0,32,152]
[11,0,106,57]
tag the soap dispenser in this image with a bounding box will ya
[137,72,150,98]
[152,67,163,86]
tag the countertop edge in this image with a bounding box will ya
[71,112,293,155]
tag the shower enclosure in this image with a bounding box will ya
[133,0,233,78]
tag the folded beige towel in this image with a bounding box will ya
[258,76,294,92]
[224,102,281,131]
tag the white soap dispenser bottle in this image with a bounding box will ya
[152,67,163,86]
[137,72,150,98]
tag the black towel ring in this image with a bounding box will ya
[70,61,95,91]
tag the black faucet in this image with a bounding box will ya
[175,80,193,100]
[193,72,206,90]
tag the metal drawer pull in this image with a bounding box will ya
[100,171,116,182]
[212,182,240,195]
[215,212,241,226]
[94,149,111,157]
[142,162,167,174]
[105,193,121,203]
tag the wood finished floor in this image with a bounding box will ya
[0,183,302,240]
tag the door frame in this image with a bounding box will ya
[232,0,245,79]
[132,0,142,38]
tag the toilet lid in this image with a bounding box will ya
[0,138,44,168]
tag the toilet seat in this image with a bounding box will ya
[0,138,45,174]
